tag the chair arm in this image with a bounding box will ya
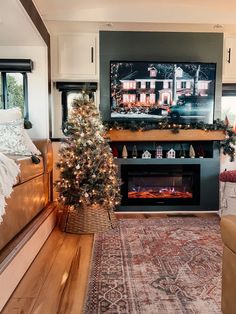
[221,215,236,253]
[33,139,53,173]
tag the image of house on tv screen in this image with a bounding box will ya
[110,62,216,124]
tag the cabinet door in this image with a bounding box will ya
[223,36,236,83]
[58,33,96,77]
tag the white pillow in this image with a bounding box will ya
[0,119,41,156]
[0,107,22,122]
[23,129,41,155]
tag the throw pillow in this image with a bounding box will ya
[0,108,41,155]
[220,170,236,182]
[0,119,40,155]
[0,107,22,122]
[22,129,41,155]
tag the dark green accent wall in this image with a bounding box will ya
[99,31,223,121]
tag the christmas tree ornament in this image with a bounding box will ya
[55,93,121,234]
[132,145,138,158]
[189,145,196,158]
[122,145,128,158]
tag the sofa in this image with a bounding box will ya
[0,139,53,251]
[220,215,236,314]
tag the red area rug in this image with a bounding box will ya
[84,217,222,313]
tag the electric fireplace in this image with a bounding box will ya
[121,164,200,206]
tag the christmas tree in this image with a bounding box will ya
[122,145,128,158]
[132,145,138,158]
[189,144,196,158]
[56,92,121,233]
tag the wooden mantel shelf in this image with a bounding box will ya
[106,129,226,142]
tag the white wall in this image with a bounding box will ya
[0,45,49,138]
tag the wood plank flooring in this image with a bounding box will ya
[2,228,93,314]
[2,213,218,314]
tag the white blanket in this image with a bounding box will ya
[0,152,20,223]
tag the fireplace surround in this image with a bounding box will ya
[111,135,221,212]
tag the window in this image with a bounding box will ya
[0,59,33,119]
[56,82,98,134]
[181,81,187,89]
[122,81,136,90]
[0,72,27,116]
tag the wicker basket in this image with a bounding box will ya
[58,204,118,234]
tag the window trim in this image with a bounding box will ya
[0,58,33,118]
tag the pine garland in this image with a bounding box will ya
[104,119,236,161]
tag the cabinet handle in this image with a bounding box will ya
[91,47,94,63]
[227,48,231,63]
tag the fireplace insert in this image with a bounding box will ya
[121,164,200,206]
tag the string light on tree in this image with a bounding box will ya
[55,92,121,231]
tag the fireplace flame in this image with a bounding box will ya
[128,190,192,199]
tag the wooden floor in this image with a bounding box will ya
[2,228,94,314]
[2,213,218,314]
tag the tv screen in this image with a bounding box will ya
[110,61,216,124]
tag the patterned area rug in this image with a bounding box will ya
[84,217,222,314]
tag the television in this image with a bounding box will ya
[110,61,216,124]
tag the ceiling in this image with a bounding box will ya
[33,0,236,34]
[1,0,236,47]
[0,0,45,46]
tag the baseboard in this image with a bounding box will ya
[0,203,57,312]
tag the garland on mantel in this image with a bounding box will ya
[104,119,236,162]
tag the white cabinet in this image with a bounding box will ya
[223,35,236,83]
[57,33,97,80]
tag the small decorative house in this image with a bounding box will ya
[156,145,163,159]
[142,150,152,159]
[166,148,176,159]
[148,66,158,77]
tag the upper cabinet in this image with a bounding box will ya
[223,35,236,83]
[51,33,98,81]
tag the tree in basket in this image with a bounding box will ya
[56,92,121,233]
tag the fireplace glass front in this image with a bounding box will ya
[121,164,200,206]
